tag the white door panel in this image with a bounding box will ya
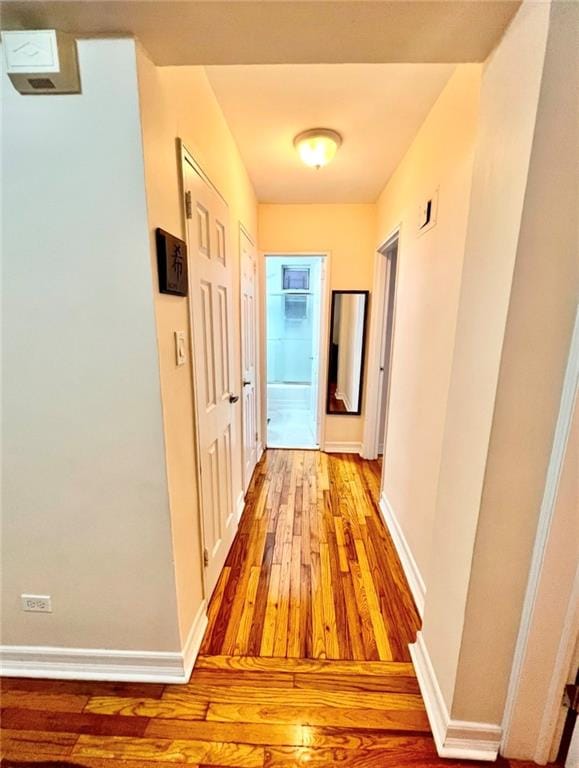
[240,228,258,491]
[185,159,238,597]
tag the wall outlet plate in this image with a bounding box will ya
[21,594,52,613]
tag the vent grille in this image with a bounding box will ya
[28,78,56,90]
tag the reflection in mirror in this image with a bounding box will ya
[327,291,369,415]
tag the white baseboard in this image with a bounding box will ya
[410,632,502,761]
[324,441,361,454]
[181,598,208,680]
[378,493,426,617]
[1,601,208,684]
[235,489,245,523]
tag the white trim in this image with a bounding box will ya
[410,632,502,761]
[235,489,245,523]
[324,441,361,454]
[1,602,208,685]
[182,599,209,680]
[361,227,401,460]
[239,221,260,494]
[539,565,579,762]
[502,305,579,761]
[379,493,425,617]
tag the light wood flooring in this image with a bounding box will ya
[0,450,541,767]
[200,450,419,662]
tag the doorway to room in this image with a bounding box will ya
[362,232,399,463]
[265,254,325,449]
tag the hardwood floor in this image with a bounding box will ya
[0,451,539,767]
[200,450,419,662]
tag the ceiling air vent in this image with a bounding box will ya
[1,30,81,94]
[28,78,56,90]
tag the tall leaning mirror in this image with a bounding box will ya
[326,290,369,415]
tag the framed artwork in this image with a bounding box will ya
[156,228,188,296]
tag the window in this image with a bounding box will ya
[284,295,308,320]
[282,266,310,291]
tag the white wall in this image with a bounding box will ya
[375,65,481,590]
[452,0,579,730]
[1,39,181,652]
[421,1,551,713]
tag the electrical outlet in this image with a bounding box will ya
[21,594,52,613]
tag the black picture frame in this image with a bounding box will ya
[326,290,370,416]
[156,228,188,297]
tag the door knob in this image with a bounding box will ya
[243,380,251,387]
[229,394,240,403]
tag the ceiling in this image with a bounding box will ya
[0,1,520,65]
[205,63,456,203]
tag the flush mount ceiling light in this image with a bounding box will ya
[294,128,342,169]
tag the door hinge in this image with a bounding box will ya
[203,547,209,568]
[185,190,192,220]
[255,432,258,442]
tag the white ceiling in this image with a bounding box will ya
[1,1,519,66]
[205,63,456,203]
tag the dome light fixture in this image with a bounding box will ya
[294,128,342,169]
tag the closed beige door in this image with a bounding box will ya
[184,157,237,596]
[240,228,258,491]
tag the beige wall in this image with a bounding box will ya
[421,0,551,714]
[452,0,579,728]
[1,39,181,653]
[136,50,258,643]
[258,203,376,446]
[375,65,481,588]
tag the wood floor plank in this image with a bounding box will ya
[299,727,433,749]
[194,655,415,676]
[84,695,208,720]
[73,734,264,767]
[0,677,165,699]
[293,672,421,694]
[233,564,261,655]
[0,690,88,712]
[0,729,77,758]
[186,669,294,689]
[0,706,150,736]
[164,684,424,712]
[145,718,304,746]
[262,744,474,768]
[206,702,431,731]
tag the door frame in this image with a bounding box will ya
[239,222,261,493]
[261,251,330,450]
[180,141,232,600]
[361,226,401,460]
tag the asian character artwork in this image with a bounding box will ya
[156,228,188,296]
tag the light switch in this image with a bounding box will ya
[175,331,186,366]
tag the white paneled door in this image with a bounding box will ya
[240,227,259,491]
[184,156,238,597]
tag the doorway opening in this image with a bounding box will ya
[362,231,399,463]
[265,254,325,449]
[377,235,399,458]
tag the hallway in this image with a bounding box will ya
[200,450,419,660]
[0,452,540,766]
